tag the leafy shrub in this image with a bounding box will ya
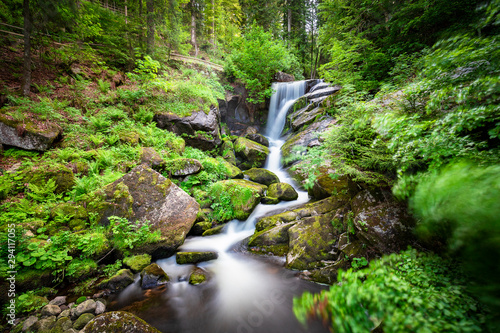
[294,249,486,332]
[411,162,500,327]
[108,216,161,253]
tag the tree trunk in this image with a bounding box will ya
[22,0,31,96]
[211,0,215,46]
[146,0,154,54]
[191,0,198,56]
[310,29,314,79]
[312,47,320,79]
[288,7,291,39]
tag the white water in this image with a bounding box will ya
[110,81,327,333]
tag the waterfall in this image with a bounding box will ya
[266,81,307,140]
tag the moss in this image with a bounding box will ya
[76,296,87,304]
[176,251,218,264]
[189,268,208,285]
[73,313,95,330]
[118,130,140,145]
[67,259,98,282]
[255,211,298,231]
[123,254,152,273]
[202,225,224,236]
[243,168,280,186]
[267,182,298,201]
[17,270,52,291]
[22,162,76,194]
[82,311,162,332]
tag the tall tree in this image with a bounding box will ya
[190,0,198,56]
[22,0,31,96]
[146,0,154,54]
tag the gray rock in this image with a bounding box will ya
[165,158,203,176]
[58,309,71,319]
[98,165,200,255]
[154,106,221,151]
[73,313,95,330]
[75,299,97,317]
[82,311,161,333]
[302,85,341,100]
[140,263,170,289]
[54,316,73,331]
[274,71,295,82]
[267,183,298,201]
[97,269,134,292]
[33,316,56,332]
[41,304,62,317]
[95,301,106,315]
[22,316,38,332]
[49,296,67,306]
[140,147,166,170]
[245,133,269,147]
[0,114,62,151]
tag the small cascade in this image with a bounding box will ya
[109,80,327,333]
[266,81,307,139]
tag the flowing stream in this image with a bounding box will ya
[109,81,328,333]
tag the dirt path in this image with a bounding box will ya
[170,53,224,72]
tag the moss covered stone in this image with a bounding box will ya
[22,162,76,194]
[286,211,338,270]
[73,313,95,330]
[140,263,170,289]
[164,158,203,176]
[176,251,218,264]
[202,225,224,236]
[123,254,152,273]
[189,267,209,285]
[97,269,134,292]
[261,196,280,205]
[0,113,62,151]
[234,137,269,170]
[309,173,359,200]
[244,133,269,147]
[248,222,296,256]
[140,147,166,170]
[222,138,237,165]
[118,131,140,145]
[255,211,298,232]
[211,179,266,220]
[83,311,162,333]
[243,168,280,186]
[267,182,298,201]
[189,221,212,236]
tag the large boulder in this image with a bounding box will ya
[351,189,415,253]
[123,254,152,273]
[244,133,269,147]
[234,137,269,170]
[154,106,221,151]
[96,165,199,254]
[308,173,360,200]
[83,311,161,333]
[211,179,266,220]
[0,113,62,151]
[248,222,296,256]
[286,212,338,270]
[140,263,169,289]
[267,182,298,201]
[243,168,279,186]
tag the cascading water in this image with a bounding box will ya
[109,81,328,333]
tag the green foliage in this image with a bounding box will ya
[411,162,500,327]
[132,56,161,82]
[208,184,235,222]
[103,260,122,278]
[294,249,486,332]
[14,291,48,314]
[27,179,60,202]
[108,216,161,253]
[226,23,301,104]
[16,242,73,271]
[66,258,98,280]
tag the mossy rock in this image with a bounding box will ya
[165,137,186,154]
[286,211,339,270]
[140,263,170,289]
[17,269,53,292]
[189,267,209,285]
[255,211,298,232]
[33,316,56,332]
[221,138,236,165]
[261,196,280,205]
[309,173,360,200]
[267,182,298,201]
[118,131,140,145]
[211,179,267,220]
[164,158,203,176]
[0,113,62,151]
[53,316,73,332]
[140,147,166,170]
[22,162,76,194]
[83,311,162,333]
[97,269,134,292]
[74,313,95,330]
[189,221,212,236]
[248,222,296,256]
[176,251,218,264]
[244,133,269,147]
[233,137,269,170]
[50,202,88,230]
[123,254,152,273]
[243,168,280,186]
[202,225,224,236]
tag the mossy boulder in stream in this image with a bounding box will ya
[140,263,170,289]
[176,251,218,264]
[244,133,269,147]
[83,311,162,333]
[0,113,62,151]
[123,254,152,273]
[267,182,298,201]
[93,165,199,256]
[234,137,269,170]
[189,267,209,285]
[210,179,267,220]
[243,168,280,186]
[97,269,134,292]
[248,222,297,256]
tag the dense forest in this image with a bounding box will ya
[0,0,499,332]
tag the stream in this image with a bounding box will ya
[108,81,329,333]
